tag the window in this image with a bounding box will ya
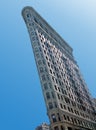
[39,67,44,73]
[38,60,42,65]
[58,87,60,92]
[34,17,38,23]
[44,50,46,54]
[48,62,50,67]
[57,113,61,121]
[74,118,77,124]
[57,94,60,100]
[36,53,40,58]
[65,97,70,104]
[54,85,57,90]
[42,75,46,81]
[44,83,48,90]
[46,56,48,60]
[49,102,53,109]
[64,105,66,110]
[71,117,74,124]
[60,103,63,109]
[68,107,70,112]
[71,108,74,113]
[50,69,52,74]
[61,95,63,100]
[63,115,66,120]
[51,114,57,122]
[51,92,55,98]
[71,101,76,107]
[42,59,46,65]
[61,88,64,94]
[46,92,50,99]
[49,83,52,89]
[27,13,31,18]
[46,75,50,80]
[67,116,70,121]
[35,47,39,52]
[54,102,57,108]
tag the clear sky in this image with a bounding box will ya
[0,0,96,130]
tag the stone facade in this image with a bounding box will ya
[22,6,96,130]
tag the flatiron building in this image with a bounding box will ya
[22,6,96,130]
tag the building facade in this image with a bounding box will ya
[35,123,50,130]
[22,6,96,130]
[93,99,96,111]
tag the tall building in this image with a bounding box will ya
[35,123,50,130]
[22,6,96,130]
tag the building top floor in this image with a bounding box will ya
[22,6,73,57]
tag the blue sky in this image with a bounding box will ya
[0,0,96,130]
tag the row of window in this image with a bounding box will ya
[59,103,92,120]
[50,112,95,129]
[48,102,57,109]
[46,91,55,99]
[63,114,95,129]
[43,82,52,90]
[38,30,72,56]
[47,92,95,121]
[57,94,95,121]
[40,75,94,120]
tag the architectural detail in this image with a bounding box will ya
[22,6,96,130]
[35,123,50,130]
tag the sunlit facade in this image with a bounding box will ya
[22,6,96,130]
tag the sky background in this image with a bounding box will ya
[0,0,96,130]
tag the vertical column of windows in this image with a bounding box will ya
[37,32,59,111]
